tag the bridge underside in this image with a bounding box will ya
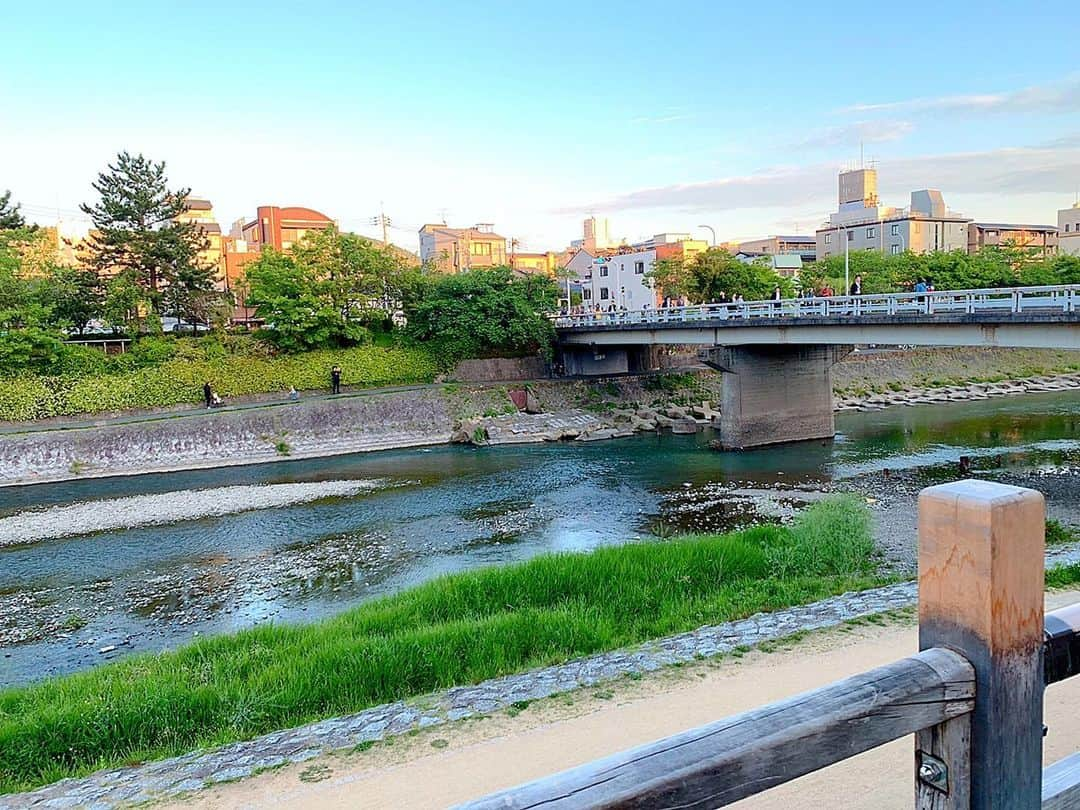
[703,345,852,450]
[558,315,1080,350]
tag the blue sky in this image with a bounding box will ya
[3,0,1080,252]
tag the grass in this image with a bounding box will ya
[1046,519,1080,547]
[0,498,881,794]
[1047,562,1080,590]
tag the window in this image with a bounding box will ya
[1066,223,1072,233]
[866,227,876,238]
[470,242,492,256]
[582,289,591,300]
[824,233,832,244]
[891,244,901,255]
[634,261,645,274]
[599,265,609,277]
[600,287,610,300]
[891,224,899,236]
[986,230,998,237]
[847,230,854,242]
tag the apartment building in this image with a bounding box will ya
[579,247,656,309]
[1057,203,1080,257]
[735,235,816,261]
[510,251,559,276]
[816,169,970,258]
[967,222,1057,257]
[418,223,507,273]
[234,205,337,252]
[177,197,224,283]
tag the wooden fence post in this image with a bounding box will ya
[918,480,1045,809]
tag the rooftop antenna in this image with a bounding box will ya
[860,141,864,168]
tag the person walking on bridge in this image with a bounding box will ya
[849,275,863,296]
[331,365,342,395]
[203,381,213,409]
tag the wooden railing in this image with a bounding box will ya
[458,480,1080,809]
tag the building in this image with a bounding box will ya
[1060,203,1080,257]
[735,235,816,262]
[967,223,1057,257]
[235,205,337,252]
[418,223,507,273]
[510,251,559,277]
[570,216,617,253]
[733,251,803,277]
[816,168,971,259]
[578,247,657,309]
[177,197,224,284]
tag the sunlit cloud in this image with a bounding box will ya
[559,142,1080,214]
[841,77,1080,116]
[793,120,915,150]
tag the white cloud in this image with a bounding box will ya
[560,142,1080,215]
[842,77,1080,116]
[793,120,915,150]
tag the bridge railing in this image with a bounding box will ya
[458,480,1080,809]
[553,284,1080,328]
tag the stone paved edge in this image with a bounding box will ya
[6,545,1080,810]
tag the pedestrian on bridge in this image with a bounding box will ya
[331,365,342,395]
[849,275,863,296]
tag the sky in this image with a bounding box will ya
[3,0,1080,253]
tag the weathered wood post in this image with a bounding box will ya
[918,480,1045,809]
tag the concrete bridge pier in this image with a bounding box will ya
[704,345,852,449]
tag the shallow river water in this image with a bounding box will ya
[2,390,1079,687]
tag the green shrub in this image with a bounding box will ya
[0,341,440,420]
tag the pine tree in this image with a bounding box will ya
[0,190,26,230]
[80,152,209,311]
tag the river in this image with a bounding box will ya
[2,390,1079,687]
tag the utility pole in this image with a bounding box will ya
[370,203,391,246]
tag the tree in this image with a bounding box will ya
[244,249,366,351]
[101,271,148,335]
[646,249,794,302]
[402,266,558,361]
[0,190,26,230]
[291,227,408,324]
[47,265,103,336]
[80,152,209,308]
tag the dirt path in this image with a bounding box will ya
[162,590,1080,810]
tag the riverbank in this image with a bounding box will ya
[4,346,1080,487]
[0,499,880,795]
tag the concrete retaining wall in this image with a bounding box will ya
[0,389,454,486]
[450,357,547,382]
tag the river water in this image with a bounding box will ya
[2,391,1079,687]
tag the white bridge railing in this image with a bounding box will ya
[553,284,1080,329]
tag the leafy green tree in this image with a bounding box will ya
[101,271,148,335]
[402,266,557,361]
[647,249,793,302]
[47,265,103,336]
[291,227,408,323]
[244,249,366,351]
[0,190,26,230]
[80,152,209,307]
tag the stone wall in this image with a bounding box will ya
[0,389,455,487]
[449,357,548,382]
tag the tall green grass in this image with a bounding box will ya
[0,497,880,794]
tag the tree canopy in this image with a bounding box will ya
[401,266,558,361]
[0,190,27,230]
[646,248,795,302]
[80,152,212,310]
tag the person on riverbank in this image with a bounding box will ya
[203,382,213,409]
[331,365,342,395]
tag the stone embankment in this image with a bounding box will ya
[834,372,1080,412]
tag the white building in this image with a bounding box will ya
[578,247,656,309]
[815,168,970,258]
[1059,202,1080,257]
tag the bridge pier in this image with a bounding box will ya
[704,345,851,449]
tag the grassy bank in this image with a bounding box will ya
[0,498,881,794]
[0,336,440,421]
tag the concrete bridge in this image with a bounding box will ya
[554,285,1080,449]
